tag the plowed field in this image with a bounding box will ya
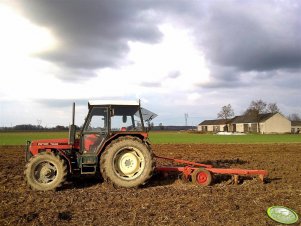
[0,144,300,226]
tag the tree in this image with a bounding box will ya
[245,99,267,115]
[288,113,301,121]
[217,104,235,120]
[217,104,234,132]
[245,99,267,133]
[267,103,280,113]
[159,123,164,130]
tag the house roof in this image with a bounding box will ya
[230,113,276,124]
[199,113,278,126]
[292,121,301,126]
[199,119,228,126]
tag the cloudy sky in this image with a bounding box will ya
[0,0,300,127]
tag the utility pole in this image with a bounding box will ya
[37,120,42,129]
[184,113,188,126]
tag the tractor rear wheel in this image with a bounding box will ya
[24,152,67,191]
[100,136,155,188]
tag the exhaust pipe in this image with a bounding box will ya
[68,102,76,145]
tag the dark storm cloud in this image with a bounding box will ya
[195,1,301,71]
[15,0,169,75]
[184,1,301,89]
[13,0,301,86]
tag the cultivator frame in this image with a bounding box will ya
[155,155,268,186]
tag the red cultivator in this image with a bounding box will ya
[155,155,268,186]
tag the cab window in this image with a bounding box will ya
[84,107,107,132]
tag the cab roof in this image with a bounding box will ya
[88,100,139,107]
[88,100,157,121]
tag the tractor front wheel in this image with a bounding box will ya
[24,152,67,191]
[100,136,155,188]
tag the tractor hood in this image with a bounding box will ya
[28,138,80,157]
[31,138,70,146]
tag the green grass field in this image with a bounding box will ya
[149,131,301,144]
[0,131,68,145]
[0,131,300,145]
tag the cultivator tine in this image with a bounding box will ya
[180,173,190,183]
[230,174,266,185]
[258,174,264,183]
[233,175,239,185]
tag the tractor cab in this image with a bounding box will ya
[71,100,157,175]
[75,100,156,154]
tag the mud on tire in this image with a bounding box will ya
[100,136,155,188]
[24,152,67,191]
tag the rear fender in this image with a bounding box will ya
[55,149,73,173]
[97,133,148,157]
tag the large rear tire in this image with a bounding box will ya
[24,152,67,191]
[100,136,155,188]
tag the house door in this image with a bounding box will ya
[251,123,258,132]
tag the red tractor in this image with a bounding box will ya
[25,100,157,191]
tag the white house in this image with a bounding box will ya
[199,113,291,134]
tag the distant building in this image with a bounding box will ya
[198,119,229,133]
[291,121,301,134]
[198,113,291,134]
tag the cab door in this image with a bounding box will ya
[81,107,108,153]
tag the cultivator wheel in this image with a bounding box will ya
[192,168,212,186]
[100,136,155,188]
[24,152,67,191]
